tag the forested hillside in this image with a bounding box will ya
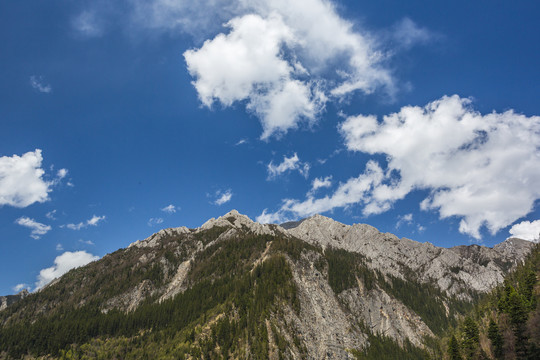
[443,244,540,359]
[0,211,535,359]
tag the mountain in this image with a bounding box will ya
[0,210,535,359]
[0,290,28,312]
[443,242,539,359]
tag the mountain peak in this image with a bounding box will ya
[200,210,276,236]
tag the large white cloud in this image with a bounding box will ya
[508,220,540,242]
[0,150,51,208]
[259,95,540,239]
[15,217,52,239]
[340,95,540,238]
[35,251,100,290]
[182,0,393,139]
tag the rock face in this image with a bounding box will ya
[284,214,533,297]
[0,210,534,359]
[0,289,28,311]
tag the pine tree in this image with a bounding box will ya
[448,335,463,360]
[487,319,503,359]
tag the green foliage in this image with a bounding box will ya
[443,243,540,360]
[0,244,299,359]
[322,247,375,294]
[461,316,479,359]
[448,334,463,360]
[351,332,429,360]
[379,272,456,336]
[487,319,503,359]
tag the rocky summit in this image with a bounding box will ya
[0,210,535,359]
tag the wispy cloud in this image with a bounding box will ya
[64,215,106,230]
[30,75,52,93]
[148,217,164,227]
[78,239,95,246]
[308,176,332,195]
[13,283,28,293]
[267,153,310,180]
[71,10,103,37]
[161,204,178,214]
[46,210,57,220]
[15,217,51,239]
[214,189,233,206]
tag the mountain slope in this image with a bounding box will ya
[0,211,534,359]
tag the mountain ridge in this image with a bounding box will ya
[0,210,535,359]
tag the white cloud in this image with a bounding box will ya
[260,95,540,239]
[13,283,28,293]
[65,215,106,230]
[15,217,52,239]
[0,149,53,208]
[339,95,540,239]
[72,10,103,37]
[35,251,99,290]
[148,217,164,226]
[214,189,233,205]
[391,18,433,50]
[508,220,540,242]
[258,160,385,223]
[78,239,95,246]
[267,153,310,179]
[181,0,393,139]
[30,76,52,93]
[161,204,178,214]
[235,139,248,146]
[309,176,332,194]
[46,210,57,220]
[396,213,413,229]
[56,243,64,251]
[56,168,68,180]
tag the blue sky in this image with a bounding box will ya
[1,0,540,295]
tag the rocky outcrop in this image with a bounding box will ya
[283,214,533,296]
[0,289,29,312]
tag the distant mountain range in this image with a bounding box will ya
[0,210,535,359]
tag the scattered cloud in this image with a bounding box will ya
[35,251,99,290]
[13,283,28,292]
[214,189,233,205]
[258,160,384,223]
[391,18,434,50]
[15,217,52,239]
[78,239,95,246]
[267,153,310,179]
[235,139,248,146]
[309,176,332,194]
[148,217,164,227]
[65,215,106,230]
[72,10,104,37]
[508,220,540,242]
[46,210,57,220]
[396,213,413,229]
[30,75,52,93]
[56,243,64,251]
[161,204,178,214]
[0,149,55,208]
[56,168,68,180]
